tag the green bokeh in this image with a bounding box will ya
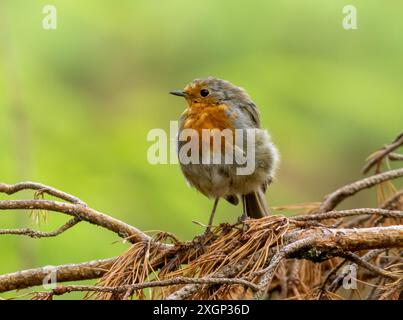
[0,0,402,299]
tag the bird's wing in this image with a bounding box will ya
[240,102,261,128]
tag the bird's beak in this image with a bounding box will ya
[169,90,188,97]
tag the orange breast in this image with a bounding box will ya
[182,103,235,152]
[183,103,234,131]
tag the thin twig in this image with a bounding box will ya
[388,153,403,161]
[362,132,403,174]
[0,182,86,205]
[0,199,157,244]
[0,217,80,238]
[292,208,403,222]
[318,258,347,299]
[343,193,403,228]
[254,237,315,299]
[327,249,385,293]
[43,276,260,298]
[380,190,403,210]
[318,169,403,213]
[342,252,399,280]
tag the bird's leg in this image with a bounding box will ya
[235,195,249,233]
[205,197,219,234]
[197,198,219,250]
[240,195,248,222]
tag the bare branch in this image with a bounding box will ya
[389,153,403,161]
[39,276,259,299]
[0,182,86,205]
[293,226,403,256]
[0,217,80,238]
[255,237,315,299]
[340,196,403,228]
[167,225,403,300]
[318,169,403,213]
[254,226,403,299]
[327,249,386,293]
[0,258,117,293]
[318,258,348,299]
[0,199,155,244]
[292,208,403,222]
[362,132,403,174]
[342,252,399,280]
[380,190,403,210]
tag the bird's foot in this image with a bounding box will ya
[236,214,250,234]
[238,212,248,223]
[192,226,214,253]
[202,225,214,238]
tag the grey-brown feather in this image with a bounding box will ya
[243,189,270,219]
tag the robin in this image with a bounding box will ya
[170,77,279,232]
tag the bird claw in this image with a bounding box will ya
[237,212,249,223]
[236,214,249,234]
[192,226,214,253]
[202,226,213,238]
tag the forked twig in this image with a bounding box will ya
[362,132,403,174]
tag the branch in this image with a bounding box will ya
[0,217,80,238]
[0,199,153,244]
[255,237,315,298]
[0,182,161,244]
[254,225,403,298]
[380,190,403,210]
[327,249,385,293]
[0,182,86,205]
[362,132,403,174]
[342,252,399,280]
[293,225,403,257]
[292,208,403,222]
[318,169,403,213]
[389,153,403,161]
[0,258,117,293]
[167,225,403,300]
[38,276,259,299]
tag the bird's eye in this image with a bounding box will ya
[200,89,210,97]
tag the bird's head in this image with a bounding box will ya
[170,77,251,107]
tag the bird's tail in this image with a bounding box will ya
[243,189,270,219]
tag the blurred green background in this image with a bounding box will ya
[0,0,402,298]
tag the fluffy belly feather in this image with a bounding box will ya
[179,129,279,198]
